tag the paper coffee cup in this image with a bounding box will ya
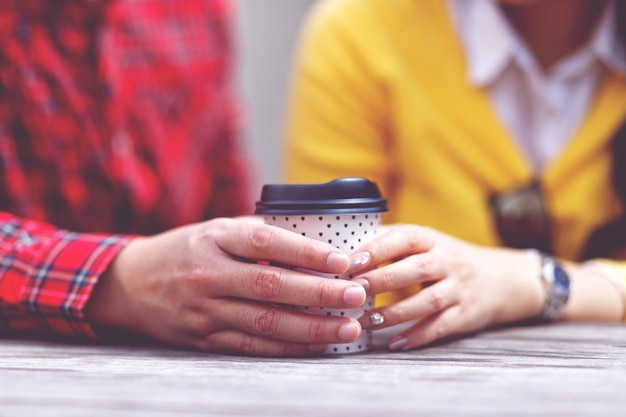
[255,177,388,354]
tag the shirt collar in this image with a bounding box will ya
[448,0,626,86]
[449,0,514,86]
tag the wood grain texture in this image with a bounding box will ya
[0,323,624,417]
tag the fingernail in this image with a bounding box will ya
[354,278,370,293]
[351,251,371,268]
[370,311,385,326]
[338,321,361,342]
[327,252,350,272]
[308,344,328,354]
[389,336,409,351]
[343,286,366,307]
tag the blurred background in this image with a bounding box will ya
[235,0,316,189]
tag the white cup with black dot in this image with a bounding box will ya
[255,177,388,354]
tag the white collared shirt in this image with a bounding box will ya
[448,0,626,173]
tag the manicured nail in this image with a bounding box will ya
[343,286,366,307]
[327,252,350,272]
[351,251,371,267]
[389,336,409,351]
[370,311,385,326]
[354,278,370,293]
[338,321,361,342]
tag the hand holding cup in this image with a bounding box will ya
[255,177,388,354]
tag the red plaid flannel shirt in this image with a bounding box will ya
[0,0,252,337]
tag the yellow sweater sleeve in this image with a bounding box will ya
[283,0,395,197]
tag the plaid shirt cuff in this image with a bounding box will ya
[0,215,132,337]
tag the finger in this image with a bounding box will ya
[348,225,437,273]
[355,252,447,295]
[195,329,329,357]
[210,262,367,308]
[387,306,465,351]
[215,219,350,274]
[212,298,362,344]
[359,278,457,330]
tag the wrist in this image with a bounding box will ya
[491,248,545,324]
[85,237,145,333]
[579,262,626,321]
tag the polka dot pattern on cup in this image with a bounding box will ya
[266,213,381,254]
[264,213,382,354]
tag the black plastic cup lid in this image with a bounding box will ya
[255,177,388,215]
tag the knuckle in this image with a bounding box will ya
[249,224,276,253]
[430,316,448,340]
[199,217,230,242]
[378,268,395,291]
[392,303,407,322]
[402,225,431,252]
[295,239,319,265]
[374,238,395,260]
[185,264,207,286]
[311,280,333,307]
[183,307,218,340]
[426,288,446,311]
[195,337,218,352]
[185,314,208,337]
[281,343,306,357]
[252,308,280,336]
[414,253,436,277]
[253,268,283,300]
[238,334,257,355]
[306,320,327,342]
[209,217,231,230]
[400,224,420,241]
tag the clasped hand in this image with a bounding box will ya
[350,225,545,351]
[86,217,366,356]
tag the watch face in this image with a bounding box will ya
[553,264,571,292]
[540,255,571,320]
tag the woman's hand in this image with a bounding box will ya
[85,217,366,357]
[349,224,547,351]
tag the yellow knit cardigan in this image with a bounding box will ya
[283,0,626,301]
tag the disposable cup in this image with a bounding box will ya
[255,177,388,354]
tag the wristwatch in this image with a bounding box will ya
[538,253,571,320]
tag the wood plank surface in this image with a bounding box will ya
[0,322,624,417]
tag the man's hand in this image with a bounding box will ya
[85,217,366,356]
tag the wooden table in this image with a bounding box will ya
[1,322,624,417]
